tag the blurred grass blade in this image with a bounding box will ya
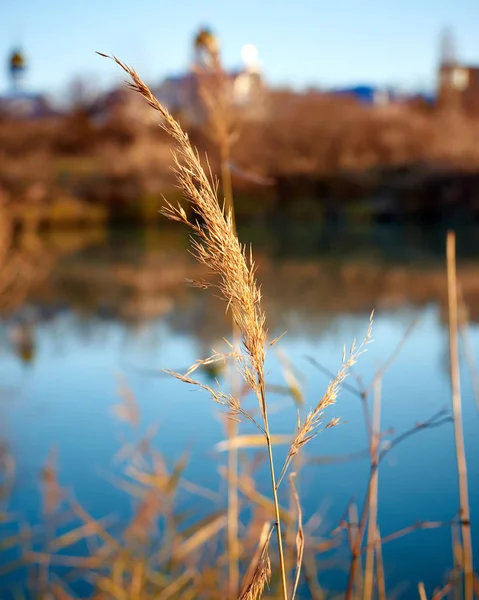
[239,520,272,596]
[0,528,31,551]
[418,582,428,600]
[214,434,291,452]
[50,514,114,551]
[157,568,195,599]
[290,473,304,600]
[167,450,189,493]
[175,511,227,559]
[239,522,273,600]
[276,348,304,407]
[113,373,140,428]
[49,583,77,600]
[0,557,25,577]
[69,499,120,550]
[219,466,293,523]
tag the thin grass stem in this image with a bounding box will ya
[446,231,473,600]
[363,377,381,600]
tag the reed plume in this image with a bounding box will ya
[97,55,266,402]
[239,524,273,600]
[277,319,373,489]
[101,53,288,598]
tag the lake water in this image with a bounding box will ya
[1,222,479,598]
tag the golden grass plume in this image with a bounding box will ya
[98,53,268,422]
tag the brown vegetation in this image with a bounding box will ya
[4,83,479,224]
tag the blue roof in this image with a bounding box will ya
[1,89,44,101]
[330,85,379,103]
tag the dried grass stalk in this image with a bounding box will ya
[363,376,382,600]
[239,524,273,600]
[447,231,473,600]
[289,473,304,600]
[375,527,387,600]
[113,373,140,428]
[40,447,63,517]
[418,582,428,600]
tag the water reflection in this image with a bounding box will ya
[5,223,479,346]
[0,222,479,597]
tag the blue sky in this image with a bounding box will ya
[1,0,479,98]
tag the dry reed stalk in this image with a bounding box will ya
[347,502,363,597]
[129,559,146,600]
[432,581,456,600]
[345,410,454,600]
[302,555,326,600]
[218,464,293,526]
[284,458,299,592]
[226,413,240,599]
[289,473,304,600]
[280,358,305,594]
[342,318,451,600]
[49,583,76,600]
[69,497,120,551]
[451,522,464,600]
[112,373,140,428]
[277,348,304,407]
[174,513,228,560]
[157,569,195,600]
[41,447,64,518]
[49,514,115,552]
[101,53,289,599]
[346,459,379,596]
[418,582,428,600]
[238,524,273,600]
[125,488,161,542]
[0,443,14,512]
[239,521,271,595]
[363,377,381,600]
[214,434,292,453]
[374,527,386,600]
[446,231,473,600]
[363,518,456,554]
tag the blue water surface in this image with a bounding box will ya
[1,223,479,598]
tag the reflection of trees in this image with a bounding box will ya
[0,202,105,365]
[2,223,479,352]
[0,206,53,314]
[18,233,479,349]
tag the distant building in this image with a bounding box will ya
[328,85,395,106]
[0,90,55,119]
[87,28,266,129]
[154,27,267,126]
[438,62,479,114]
[155,68,265,125]
[436,29,479,114]
[89,87,158,128]
[0,47,56,119]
